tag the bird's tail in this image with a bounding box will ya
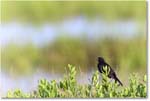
[115,77,123,86]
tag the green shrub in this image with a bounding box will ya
[6,64,147,98]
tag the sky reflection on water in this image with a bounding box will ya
[1,17,139,47]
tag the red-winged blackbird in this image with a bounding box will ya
[97,57,123,86]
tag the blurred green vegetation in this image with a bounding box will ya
[2,35,146,77]
[1,1,146,23]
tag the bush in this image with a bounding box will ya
[6,64,147,98]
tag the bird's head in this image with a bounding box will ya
[98,57,105,63]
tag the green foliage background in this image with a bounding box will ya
[2,36,146,79]
[1,1,146,76]
[2,1,146,23]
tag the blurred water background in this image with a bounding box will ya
[0,1,146,96]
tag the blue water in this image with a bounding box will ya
[1,17,140,47]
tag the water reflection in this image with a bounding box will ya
[1,17,139,47]
[1,69,95,97]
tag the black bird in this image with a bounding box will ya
[97,57,123,86]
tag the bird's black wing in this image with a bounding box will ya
[104,63,117,78]
[98,62,110,74]
[97,63,103,73]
